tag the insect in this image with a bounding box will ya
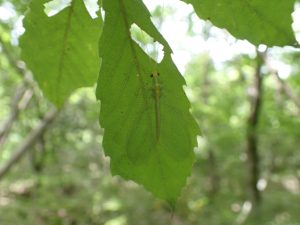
[150,71,161,141]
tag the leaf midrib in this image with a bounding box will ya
[118,0,149,105]
[57,0,76,103]
[118,0,169,197]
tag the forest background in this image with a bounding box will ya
[1,0,300,224]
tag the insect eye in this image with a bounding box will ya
[158,73,160,76]
[150,74,153,77]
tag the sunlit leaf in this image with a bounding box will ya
[20,0,102,106]
[183,0,297,46]
[97,0,199,204]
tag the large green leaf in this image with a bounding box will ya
[183,0,297,47]
[97,0,199,204]
[20,0,102,106]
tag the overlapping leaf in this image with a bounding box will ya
[20,0,102,106]
[97,0,199,204]
[183,0,297,47]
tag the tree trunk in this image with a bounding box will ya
[246,50,264,205]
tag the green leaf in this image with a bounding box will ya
[20,0,102,106]
[183,0,297,47]
[97,0,199,204]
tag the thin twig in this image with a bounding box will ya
[263,51,300,113]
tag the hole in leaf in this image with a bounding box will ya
[44,0,99,18]
[44,0,71,17]
[130,23,164,64]
[83,0,99,19]
[292,3,300,45]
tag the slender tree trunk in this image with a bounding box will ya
[201,57,219,196]
[207,148,219,195]
[246,50,264,205]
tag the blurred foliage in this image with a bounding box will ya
[1,1,300,225]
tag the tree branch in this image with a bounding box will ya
[0,48,34,148]
[0,88,33,148]
[269,67,300,112]
[0,107,59,180]
[0,34,29,79]
[0,27,38,148]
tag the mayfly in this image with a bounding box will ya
[150,71,161,141]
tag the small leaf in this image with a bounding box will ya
[183,0,297,47]
[97,0,199,204]
[20,0,102,106]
